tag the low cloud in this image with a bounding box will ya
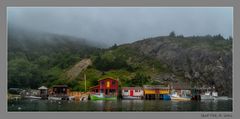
[8,7,233,46]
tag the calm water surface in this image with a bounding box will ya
[8,99,232,111]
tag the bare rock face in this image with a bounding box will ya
[66,59,92,80]
[184,72,192,80]
[129,36,232,96]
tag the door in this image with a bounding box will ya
[130,90,134,96]
[105,89,109,95]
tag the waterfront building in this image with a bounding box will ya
[122,87,143,99]
[38,86,48,99]
[51,85,69,97]
[90,77,119,96]
[143,85,170,100]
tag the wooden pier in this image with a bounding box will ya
[68,92,90,101]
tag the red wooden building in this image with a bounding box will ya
[90,77,119,96]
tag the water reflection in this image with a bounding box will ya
[8,99,232,111]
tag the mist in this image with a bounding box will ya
[7,7,233,46]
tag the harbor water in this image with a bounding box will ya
[8,99,232,111]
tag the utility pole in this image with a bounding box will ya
[84,73,86,92]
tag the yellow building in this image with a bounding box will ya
[143,85,170,100]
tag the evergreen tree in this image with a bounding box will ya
[169,31,176,37]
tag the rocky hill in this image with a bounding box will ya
[118,35,232,96]
[8,25,232,96]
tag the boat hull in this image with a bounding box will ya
[162,94,171,100]
[214,96,229,100]
[90,94,117,100]
[201,95,214,100]
[171,96,191,101]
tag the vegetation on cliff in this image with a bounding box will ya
[8,27,232,96]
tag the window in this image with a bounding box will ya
[110,89,116,93]
[107,81,110,88]
[135,90,140,92]
[112,81,116,85]
[124,90,128,92]
[101,81,104,85]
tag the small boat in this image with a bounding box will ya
[170,93,191,101]
[24,95,41,99]
[48,96,62,100]
[214,96,229,100]
[201,91,214,100]
[212,91,218,97]
[90,93,117,100]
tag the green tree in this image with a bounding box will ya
[8,58,40,88]
[131,72,150,86]
[228,36,233,41]
[169,31,176,37]
[110,43,118,49]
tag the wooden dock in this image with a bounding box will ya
[68,92,90,101]
[8,94,21,100]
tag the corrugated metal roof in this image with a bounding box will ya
[143,85,169,90]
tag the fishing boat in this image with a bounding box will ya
[211,92,230,100]
[214,96,229,100]
[90,93,117,100]
[170,92,191,101]
[201,91,214,100]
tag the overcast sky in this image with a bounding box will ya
[7,7,233,46]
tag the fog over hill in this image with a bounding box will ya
[8,7,233,46]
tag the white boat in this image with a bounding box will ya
[25,95,41,99]
[48,96,62,100]
[212,91,218,97]
[201,91,214,100]
[214,96,229,100]
[170,92,191,101]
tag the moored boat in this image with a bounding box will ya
[162,94,171,100]
[90,93,117,100]
[201,91,214,100]
[170,93,191,101]
[214,96,229,100]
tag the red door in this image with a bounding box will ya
[130,90,133,96]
